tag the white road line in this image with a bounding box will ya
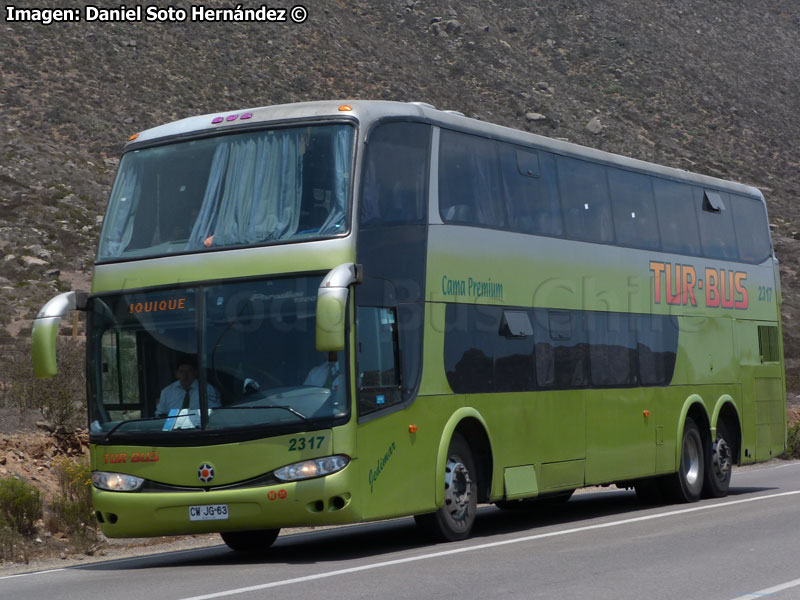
[730,577,800,599]
[0,568,66,581]
[738,461,800,472]
[178,490,800,600]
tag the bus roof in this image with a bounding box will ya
[127,99,764,200]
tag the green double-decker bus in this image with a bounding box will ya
[32,101,785,549]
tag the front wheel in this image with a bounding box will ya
[415,433,478,542]
[663,417,704,503]
[220,528,280,553]
[703,419,734,498]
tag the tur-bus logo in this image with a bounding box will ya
[650,260,748,309]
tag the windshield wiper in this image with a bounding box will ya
[214,405,309,421]
[102,416,170,442]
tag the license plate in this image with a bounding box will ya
[189,504,229,521]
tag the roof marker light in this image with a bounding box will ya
[338,105,352,111]
[128,133,139,142]
[226,114,238,122]
[212,117,224,124]
[240,112,253,120]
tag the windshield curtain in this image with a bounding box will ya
[97,123,354,261]
[87,276,347,440]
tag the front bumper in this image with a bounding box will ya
[93,465,358,538]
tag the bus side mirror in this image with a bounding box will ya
[32,291,87,378]
[316,263,361,352]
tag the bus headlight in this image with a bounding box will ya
[274,455,349,482]
[92,471,145,492]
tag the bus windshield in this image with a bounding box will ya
[86,275,347,440]
[97,123,355,261]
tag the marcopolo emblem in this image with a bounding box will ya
[198,463,215,483]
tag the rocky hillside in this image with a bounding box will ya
[1,0,799,386]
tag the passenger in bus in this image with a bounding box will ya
[304,356,346,410]
[304,357,343,389]
[156,357,221,416]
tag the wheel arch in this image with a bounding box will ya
[435,408,495,505]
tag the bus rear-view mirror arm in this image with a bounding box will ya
[32,291,88,378]
[316,263,362,352]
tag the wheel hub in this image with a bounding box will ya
[444,458,472,521]
[711,438,731,479]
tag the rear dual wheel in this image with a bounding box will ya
[636,416,734,505]
[637,417,704,504]
[703,419,734,498]
[662,417,705,503]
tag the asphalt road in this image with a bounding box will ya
[3,461,799,600]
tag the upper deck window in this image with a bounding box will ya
[608,168,660,250]
[97,123,355,262]
[556,156,614,244]
[731,193,771,263]
[360,122,430,227]
[654,178,701,255]
[439,129,505,228]
[695,188,738,260]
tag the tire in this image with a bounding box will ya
[415,433,478,542]
[220,528,280,553]
[703,419,734,498]
[662,417,705,503]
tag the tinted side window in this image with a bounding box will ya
[531,309,555,387]
[546,309,588,387]
[498,145,563,236]
[730,194,771,264]
[439,130,505,228]
[495,310,535,392]
[635,314,678,386]
[556,156,614,243]
[444,305,678,392]
[587,312,635,386]
[444,304,496,394]
[360,122,430,227]
[357,307,402,415]
[608,168,660,250]
[654,179,701,255]
[695,188,738,260]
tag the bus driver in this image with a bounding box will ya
[156,357,221,417]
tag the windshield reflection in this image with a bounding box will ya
[87,276,348,439]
